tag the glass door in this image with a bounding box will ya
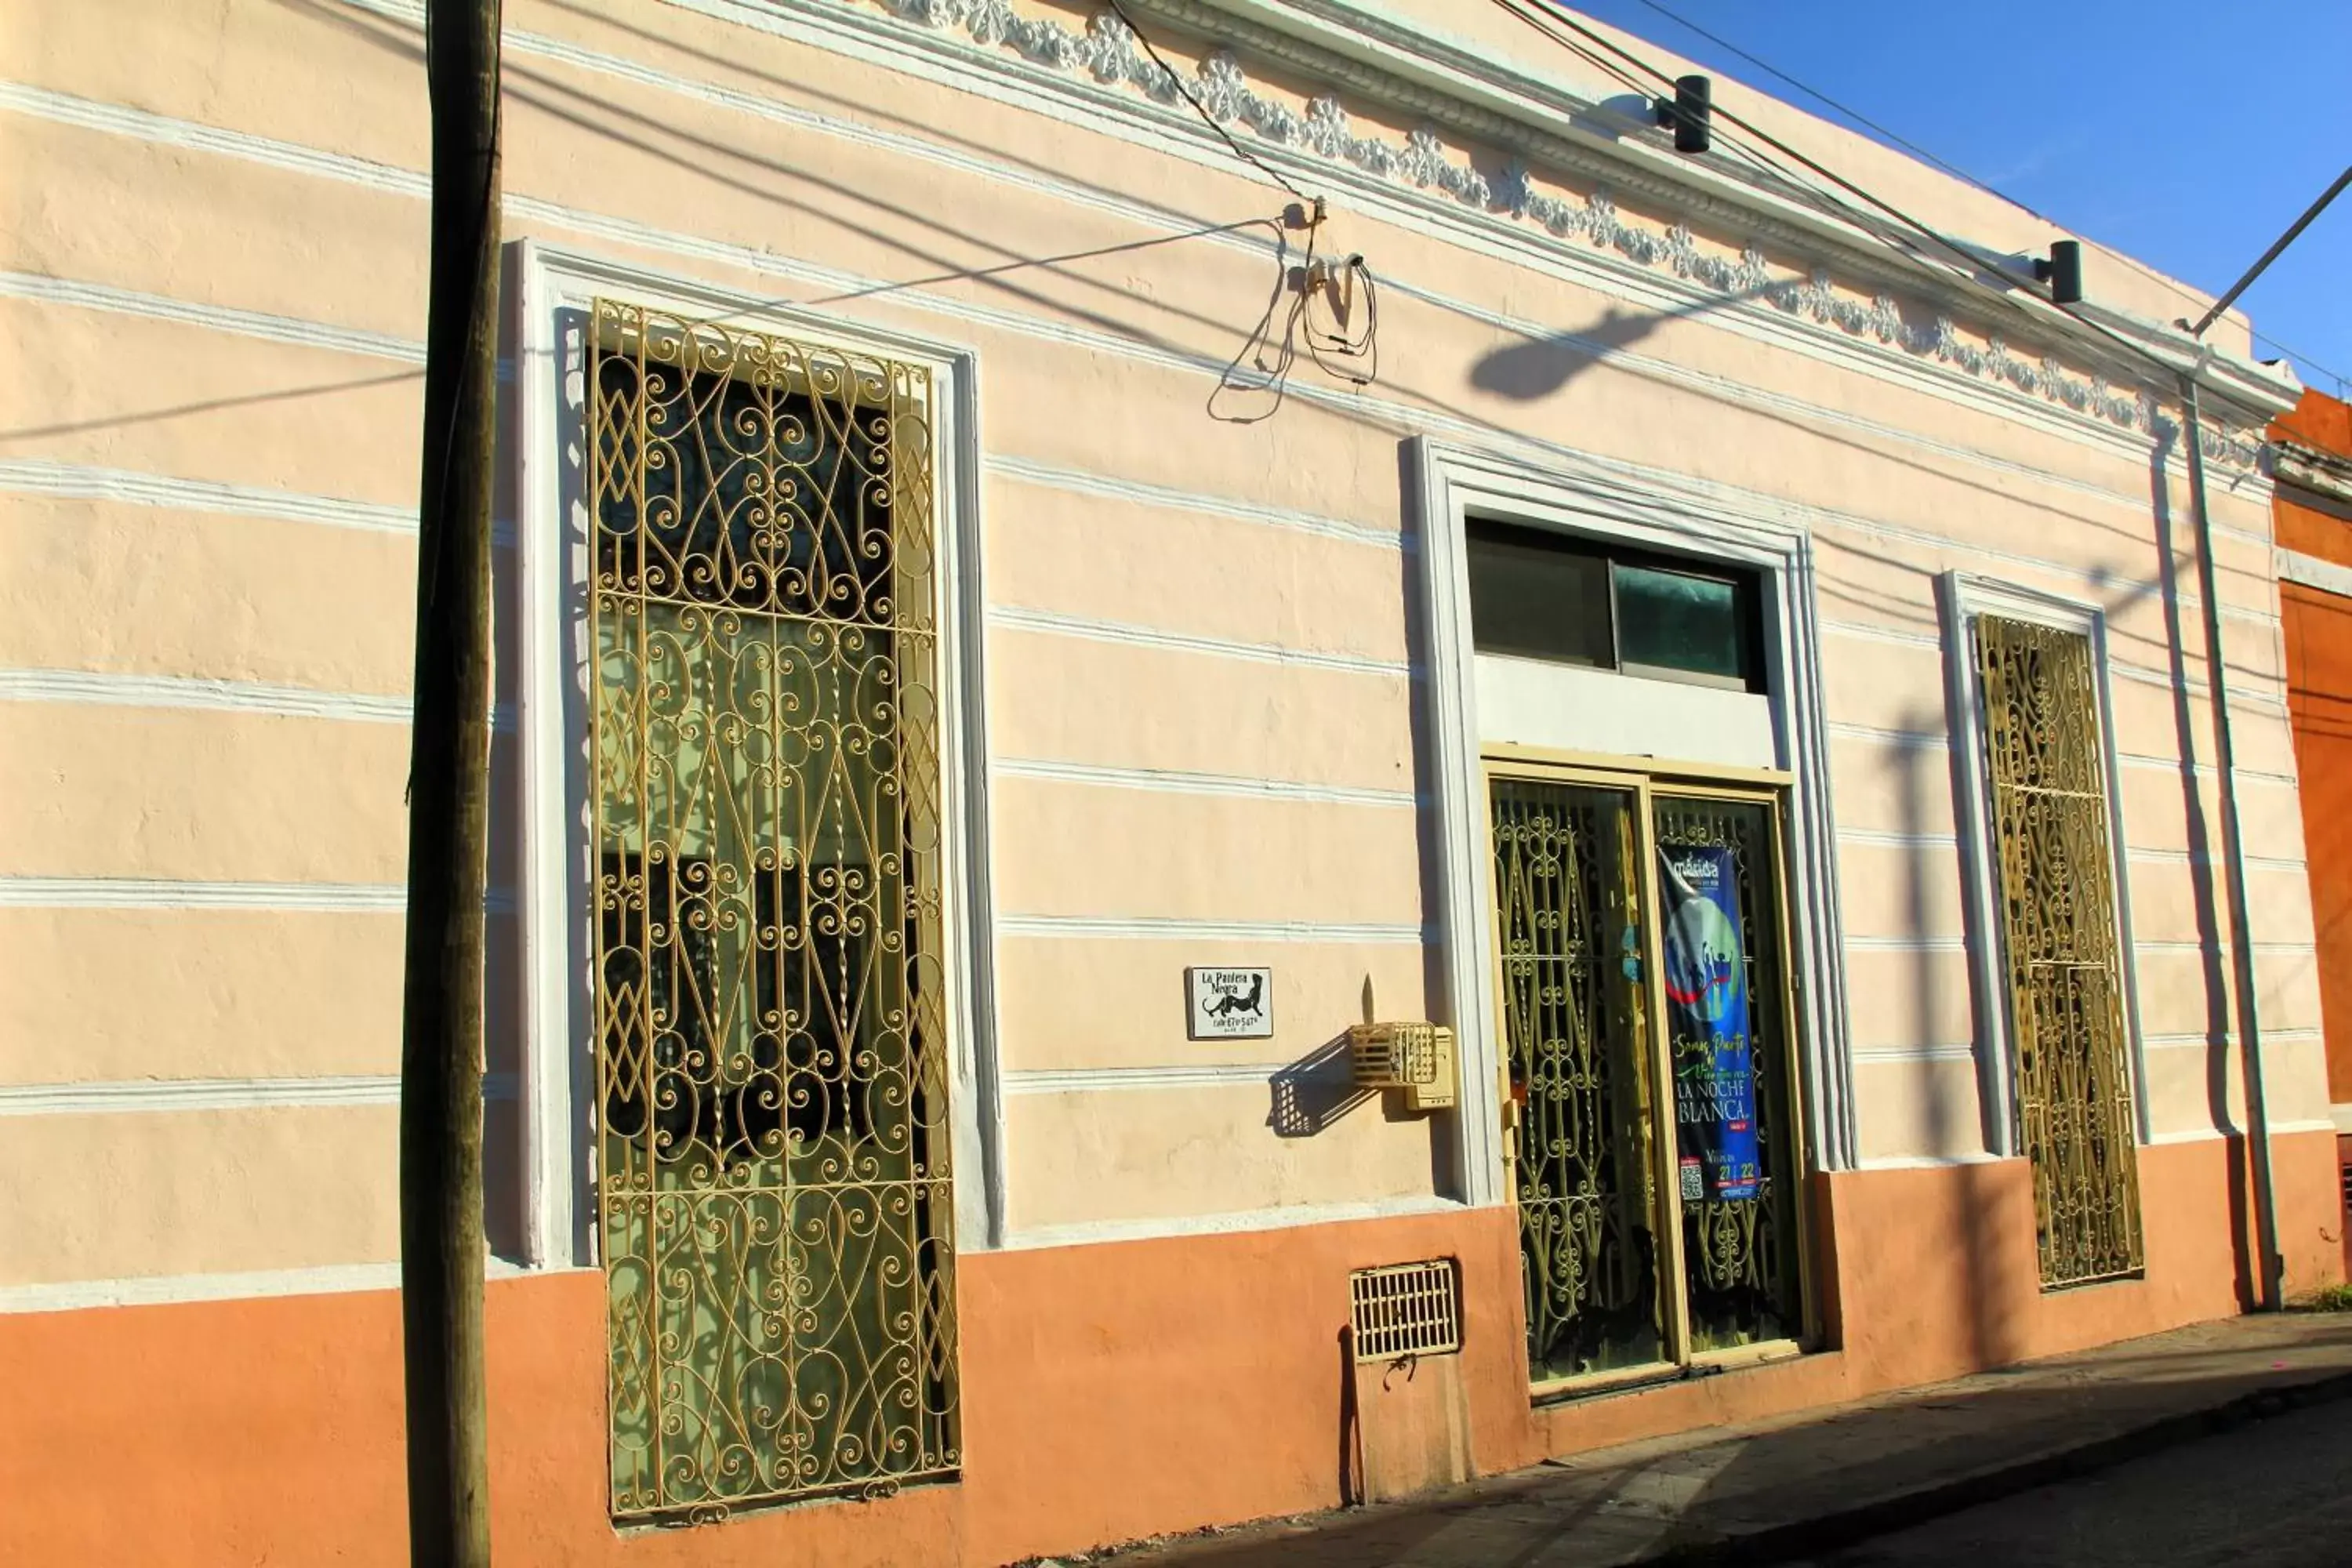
[1653,790,1807,1354]
[1490,764,1809,1395]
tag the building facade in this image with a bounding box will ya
[0,1,2340,1562]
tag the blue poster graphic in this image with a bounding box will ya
[1659,845,1759,1201]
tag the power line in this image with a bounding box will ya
[1612,0,2053,220]
[2253,332,2349,399]
[1556,0,2348,390]
[1493,0,2195,391]
[1103,0,1312,205]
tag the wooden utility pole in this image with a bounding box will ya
[401,0,502,1563]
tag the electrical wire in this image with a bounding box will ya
[1492,0,2198,392]
[1522,0,2345,404]
[1615,0,2046,216]
[1103,0,1312,205]
[1591,0,2296,342]
[2254,332,2350,398]
[1209,218,1381,423]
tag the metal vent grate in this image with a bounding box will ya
[1350,1258,1462,1362]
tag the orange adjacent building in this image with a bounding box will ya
[0,2,2341,1563]
[2274,387,2352,1262]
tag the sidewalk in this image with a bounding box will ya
[1073,1312,2352,1568]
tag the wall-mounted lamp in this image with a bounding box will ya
[1652,74,1712,155]
[2034,239,2083,306]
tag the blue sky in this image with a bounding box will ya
[1559,0,2352,401]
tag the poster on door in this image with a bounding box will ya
[1659,844,1760,1201]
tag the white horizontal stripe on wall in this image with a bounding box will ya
[0,456,417,534]
[1,79,2288,640]
[1001,1064,1315,1095]
[996,913,1430,944]
[2,256,2281,655]
[0,1257,545,1316]
[1836,827,1959,850]
[2116,752,2299,788]
[1851,1044,1980,1063]
[379,0,2291,536]
[0,877,516,914]
[1821,619,1943,652]
[0,269,425,364]
[0,667,409,724]
[986,456,1402,550]
[0,80,430,196]
[0,667,518,731]
[2127,845,2309,873]
[0,1073,519,1117]
[1824,720,1949,752]
[987,605,1413,677]
[1844,934,1968,953]
[2137,1029,2322,1052]
[993,757,1417,809]
[2133,938,2318,957]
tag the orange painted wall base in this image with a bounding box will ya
[0,1131,2336,1567]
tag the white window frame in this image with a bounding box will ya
[1937,570,2151,1154]
[1411,437,1858,1203]
[508,240,1005,1267]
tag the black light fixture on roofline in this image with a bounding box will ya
[2034,240,2084,306]
[1651,74,1711,155]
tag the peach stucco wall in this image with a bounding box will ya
[1,0,2322,1276]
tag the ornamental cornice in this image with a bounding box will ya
[852,0,2274,469]
[2277,438,2352,507]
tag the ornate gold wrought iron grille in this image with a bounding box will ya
[588,298,958,1519]
[1651,797,1804,1348]
[1490,779,1666,1382]
[1973,615,2144,1289]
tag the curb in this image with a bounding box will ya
[1639,1364,2352,1565]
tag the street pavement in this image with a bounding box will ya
[1085,1315,2352,1568]
[1803,1396,2352,1567]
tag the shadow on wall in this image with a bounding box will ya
[1896,690,2024,1371]
[1271,1034,1371,1139]
[2148,426,2257,1309]
[1468,291,1769,403]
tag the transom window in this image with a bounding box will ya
[1464,517,1765,691]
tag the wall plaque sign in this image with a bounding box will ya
[1186,967,1273,1040]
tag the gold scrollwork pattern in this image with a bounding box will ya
[1651,798,1805,1349]
[1490,779,1666,1381]
[589,299,958,1519]
[1975,615,2144,1289]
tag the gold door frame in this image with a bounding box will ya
[1485,746,1815,1395]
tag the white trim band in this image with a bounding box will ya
[993,756,1417,809]
[0,1073,520,1117]
[995,912,1430,944]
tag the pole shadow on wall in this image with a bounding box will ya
[2150,427,2256,1308]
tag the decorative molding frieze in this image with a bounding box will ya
[851,0,2270,468]
[2276,437,2352,507]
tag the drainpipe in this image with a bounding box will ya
[2181,366,2284,1311]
